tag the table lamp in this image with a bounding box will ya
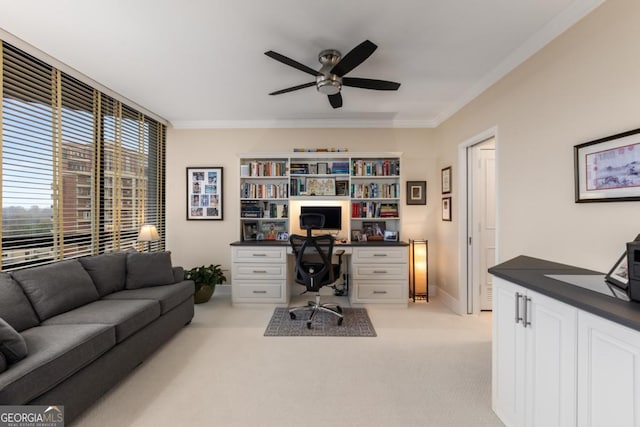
[137,224,160,252]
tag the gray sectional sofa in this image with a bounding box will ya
[0,251,194,423]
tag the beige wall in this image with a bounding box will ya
[434,0,640,306]
[166,128,436,282]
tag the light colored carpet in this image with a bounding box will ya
[73,292,503,427]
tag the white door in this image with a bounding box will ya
[470,139,496,311]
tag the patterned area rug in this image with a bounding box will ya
[264,307,377,337]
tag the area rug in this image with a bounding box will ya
[264,307,377,337]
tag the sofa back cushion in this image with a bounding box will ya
[12,259,100,321]
[79,252,127,296]
[0,317,28,364]
[126,251,175,289]
[0,273,40,332]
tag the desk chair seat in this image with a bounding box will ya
[289,214,344,329]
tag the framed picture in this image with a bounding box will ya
[605,253,629,290]
[406,181,426,205]
[242,222,258,241]
[574,128,640,202]
[305,177,335,196]
[317,162,329,175]
[442,197,452,221]
[276,231,289,241]
[441,166,452,194]
[187,167,223,220]
[362,221,385,239]
[351,229,362,242]
[383,230,398,242]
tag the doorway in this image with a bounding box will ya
[468,138,496,312]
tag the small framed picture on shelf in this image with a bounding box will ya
[277,231,289,241]
[309,164,318,175]
[406,181,426,205]
[442,197,452,221]
[383,230,398,242]
[441,166,452,194]
[317,162,329,175]
[187,166,223,220]
[242,222,258,241]
[605,253,629,290]
[351,229,362,242]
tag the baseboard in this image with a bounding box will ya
[434,286,463,315]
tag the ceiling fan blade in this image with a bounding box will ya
[264,51,322,77]
[330,40,377,77]
[328,93,343,109]
[342,77,401,91]
[269,82,316,96]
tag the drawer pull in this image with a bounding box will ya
[373,290,388,294]
[373,270,387,274]
[253,270,267,273]
[373,254,387,257]
[252,290,267,294]
[252,253,267,257]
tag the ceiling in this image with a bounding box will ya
[0,0,603,128]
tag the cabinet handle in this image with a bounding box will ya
[252,290,267,294]
[373,290,388,294]
[523,296,532,327]
[515,292,523,324]
[373,254,387,257]
[252,253,267,257]
[253,270,267,273]
[373,270,387,274]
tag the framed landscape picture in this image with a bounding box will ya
[187,167,223,220]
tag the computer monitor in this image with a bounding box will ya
[300,206,342,230]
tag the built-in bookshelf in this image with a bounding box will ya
[238,152,402,242]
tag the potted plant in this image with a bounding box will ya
[186,264,227,304]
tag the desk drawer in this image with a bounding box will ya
[233,264,286,280]
[352,247,406,263]
[233,247,285,263]
[233,282,282,299]
[356,283,405,300]
[353,264,407,280]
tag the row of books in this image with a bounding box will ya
[351,202,399,218]
[240,201,288,218]
[241,161,288,177]
[289,161,351,175]
[352,159,400,177]
[351,183,400,199]
[240,183,288,199]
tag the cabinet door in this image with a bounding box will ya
[493,277,526,426]
[524,290,577,427]
[577,311,640,427]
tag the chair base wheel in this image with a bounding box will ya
[289,312,296,320]
[337,317,343,326]
[306,321,312,329]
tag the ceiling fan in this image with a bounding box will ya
[264,40,401,109]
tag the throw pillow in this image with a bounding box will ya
[0,317,28,364]
[79,252,128,296]
[12,259,100,321]
[126,251,175,289]
[0,272,40,332]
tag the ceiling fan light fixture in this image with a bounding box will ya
[316,78,341,95]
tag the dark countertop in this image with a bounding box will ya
[489,255,640,332]
[230,240,409,247]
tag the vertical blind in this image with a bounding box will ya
[0,41,166,270]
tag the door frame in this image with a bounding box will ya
[457,126,500,315]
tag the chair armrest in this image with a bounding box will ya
[172,266,185,283]
[335,249,345,256]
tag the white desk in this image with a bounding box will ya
[230,241,409,306]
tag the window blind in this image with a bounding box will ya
[1,41,166,270]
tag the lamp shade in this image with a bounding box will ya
[137,224,160,242]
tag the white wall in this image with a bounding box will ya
[166,128,436,283]
[434,0,640,306]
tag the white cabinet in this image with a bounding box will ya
[350,246,408,305]
[492,277,577,427]
[231,246,288,305]
[577,311,640,427]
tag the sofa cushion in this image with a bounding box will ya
[125,251,175,290]
[0,323,115,404]
[0,352,6,374]
[0,273,39,331]
[42,299,161,343]
[12,260,100,321]
[78,252,127,297]
[0,318,28,364]
[104,280,195,314]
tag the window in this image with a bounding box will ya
[1,41,166,269]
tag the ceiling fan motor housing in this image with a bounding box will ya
[316,49,342,95]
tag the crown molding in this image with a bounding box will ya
[432,0,605,127]
[170,118,437,129]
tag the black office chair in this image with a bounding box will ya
[289,213,344,329]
